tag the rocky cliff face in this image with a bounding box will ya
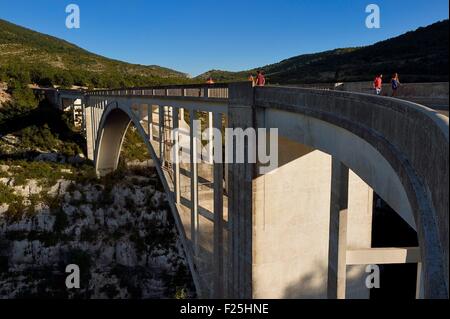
[0,162,195,299]
[0,82,11,107]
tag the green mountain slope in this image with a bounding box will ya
[0,19,189,88]
[197,20,449,84]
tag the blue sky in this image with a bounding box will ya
[0,0,448,76]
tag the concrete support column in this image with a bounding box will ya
[81,97,86,137]
[92,102,96,145]
[152,105,159,141]
[97,100,105,131]
[93,103,97,144]
[95,102,100,143]
[159,105,164,161]
[85,102,95,161]
[327,158,349,299]
[173,108,181,204]
[190,109,199,256]
[179,108,185,122]
[71,101,75,124]
[213,112,224,298]
[223,116,229,195]
[226,82,255,299]
[91,102,97,152]
[96,102,101,142]
[208,112,214,164]
[345,171,373,299]
[95,101,102,144]
[147,105,152,141]
[416,262,424,299]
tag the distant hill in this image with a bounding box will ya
[0,19,190,88]
[196,20,449,84]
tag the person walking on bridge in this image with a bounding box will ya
[391,73,401,97]
[373,74,383,95]
[256,70,266,87]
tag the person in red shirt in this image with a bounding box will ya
[256,70,266,86]
[373,74,383,95]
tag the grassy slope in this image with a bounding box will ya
[196,20,449,84]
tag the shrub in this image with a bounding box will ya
[7,161,70,187]
[53,208,69,233]
[79,228,97,242]
[7,79,38,110]
[0,185,20,205]
[174,287,188,299]
[4,199,26,221]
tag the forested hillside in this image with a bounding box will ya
[0,19,190,89]
[197,20,449,84]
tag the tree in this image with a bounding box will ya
[7,79,38,110]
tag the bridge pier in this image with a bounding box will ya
[213,112,225,298]
[173,108,181,204]
[190,109,200,256]
[84,102,95,161]
[226,82,255,298]
[327,159,349,299]
[225,83,376,298]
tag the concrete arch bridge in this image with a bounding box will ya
[71,82,447,299]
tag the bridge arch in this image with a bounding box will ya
[94,102,138,175]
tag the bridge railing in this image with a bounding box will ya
[87,83,229,99]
